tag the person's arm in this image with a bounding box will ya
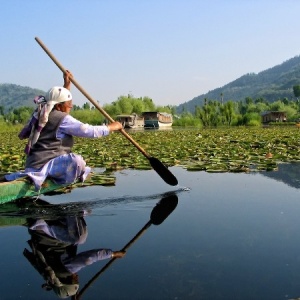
[63,70,72,90]
[63,249,125,273]
[59,115,122,138]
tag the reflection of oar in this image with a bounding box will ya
[76,193,178,299]
[34,37,178,187]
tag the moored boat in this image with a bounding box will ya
[142,112,173,128]
[116,113,144,129]
[0,173,116,204]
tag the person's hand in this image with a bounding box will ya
[107,121,123,132]
[112,251,126,258]
[63,70,73,90]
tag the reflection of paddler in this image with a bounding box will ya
[77,192,178,299]
[23,203,125,299]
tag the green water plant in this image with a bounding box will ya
[1,126,300,175]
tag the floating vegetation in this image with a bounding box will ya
[1,126,300,175]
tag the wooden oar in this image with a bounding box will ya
[76,193,178,299]
[34,37,178,186]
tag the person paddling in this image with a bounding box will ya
[4,70,122,190]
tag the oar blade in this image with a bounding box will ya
[149,157,178,186]
[150,193,178,225]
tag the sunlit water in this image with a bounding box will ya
[1,164,300,299]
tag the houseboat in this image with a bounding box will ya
[116,113,144,129]
[142,112,173,128]
[261,111,287,124]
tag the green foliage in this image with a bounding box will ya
[156,105,173,114]
[82,102,91,110]
[142,97,156,111]
[270,100,285,111]
[0,119,22,133]
[242,112,261,126]
[173,112,201,127]
[196,101,219,127]
[222,101,236,126]
[102,95,167,119]
[247,119,261,126]
[194,100,237,127]
[284,105,297,120]
[71,109,105,125]
[293,85,300,98]
[116,96,134,114]
[254,102,269,113]
[12,107,34,123]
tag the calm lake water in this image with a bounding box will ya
[1,164,300,300]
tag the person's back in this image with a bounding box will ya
[25,110,73,169]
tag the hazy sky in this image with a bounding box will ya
[1,0,300,107]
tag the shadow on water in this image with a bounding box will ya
[260,162,300,189]
[0,192,179,299]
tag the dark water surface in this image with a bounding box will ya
[1,164,300,300]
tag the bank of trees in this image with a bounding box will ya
[1,93,300,130]
[189,96,300,127]
[0,95,174,129]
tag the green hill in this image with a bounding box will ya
[0,84,45,112]
[177,55,300,114]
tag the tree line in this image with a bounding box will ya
[1,88,300,131]
[0,95,174,130]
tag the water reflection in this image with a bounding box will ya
[261,162,300,189]
[19,198,124,299]
[0,192,178,299]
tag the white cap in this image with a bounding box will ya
[45,86,72,103]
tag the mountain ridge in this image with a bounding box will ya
[0,83,45,112]
[176,55,300,114]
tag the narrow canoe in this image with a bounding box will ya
[0,173,116,204]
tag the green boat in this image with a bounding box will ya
[0,173,116,205]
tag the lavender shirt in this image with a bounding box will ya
[58,115,109,138]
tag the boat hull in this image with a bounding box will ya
[144,120,173,128]
[0,174,116,204]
